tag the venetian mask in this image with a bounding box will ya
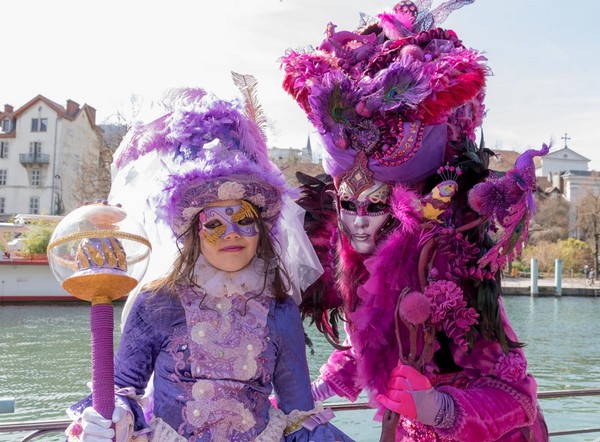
[336,179,396,254]
[198,200,259,272]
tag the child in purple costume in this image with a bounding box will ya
[65,83,353,442]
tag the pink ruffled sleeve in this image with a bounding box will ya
[435,374,540,441]
[432,299,547,441]
[317,333,362,402]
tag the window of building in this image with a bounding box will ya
[0,170,6,186]
[0,197,5,214]
[30,141,42,156]
[1,119,11,132]
[0,141,7,158]
[31,118,47,132]
[29,197,39,214]
[31,169,41,187]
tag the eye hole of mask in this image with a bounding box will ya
[341,200,357,211]
[367,202,389,213]
[203,219,223,230]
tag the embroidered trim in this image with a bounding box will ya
[148,409,289,442]
[283,402,325,435]
[149,418,187,442]
[255,407,287,442]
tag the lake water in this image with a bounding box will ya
[1,296,600,441]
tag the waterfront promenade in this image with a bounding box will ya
[502,276,600,296]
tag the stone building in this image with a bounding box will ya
[0,95,104,219]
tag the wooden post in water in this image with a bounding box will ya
[530,258,539,296]
[555,258,562,296]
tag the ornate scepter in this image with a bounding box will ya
[380,288,435,442]
[379,276,478,442]
[47,201,151,428]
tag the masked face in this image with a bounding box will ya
[198,199,259,272]
[337,180,394,254]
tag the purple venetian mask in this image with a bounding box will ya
[198,202,258,245]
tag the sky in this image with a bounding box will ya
[2,0,600,167]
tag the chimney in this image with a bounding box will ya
[3,104,13,114]
[66,99,80,115]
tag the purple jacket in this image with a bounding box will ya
[70,283,353,441]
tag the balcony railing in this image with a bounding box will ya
[1,388,599,441]
[18,153,50,165]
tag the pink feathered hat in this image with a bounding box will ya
[281,0,488,186]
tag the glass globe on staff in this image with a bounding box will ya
[47,200,151,424]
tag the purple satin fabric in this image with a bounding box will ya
[322,123,447,184]
[108,289,353,441]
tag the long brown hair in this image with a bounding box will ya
[145,201,291,302]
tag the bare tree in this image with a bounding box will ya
[528,193,570,244]
[69,146,112,204]
[575,183,600,275]
[105,94,146,131]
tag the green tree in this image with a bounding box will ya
[522,241,559,274]
[523,238,592,275]
[22,222,55,256]
[556,238,593,274]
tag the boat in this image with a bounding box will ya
[0,214,74,302]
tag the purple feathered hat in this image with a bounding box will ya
[113,86,288,236]
[281,0,488,186]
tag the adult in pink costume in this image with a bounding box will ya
[64,82,354,441]
[281,1,549,441]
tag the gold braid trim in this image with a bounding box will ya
[283,415,312,436]
[47,230,152,251]
[202,225,226,245]
[231,200,259,222]
[282,402,325,436]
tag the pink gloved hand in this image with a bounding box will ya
[376,364,454,428]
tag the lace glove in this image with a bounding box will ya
[376,364,455,428]
[311,377,337,402]
[80,404,131,442]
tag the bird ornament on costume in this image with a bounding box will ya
[420,165,462,223]
[281,1,550,441]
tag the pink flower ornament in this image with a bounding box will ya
[494,352,527,382]
[424,279,479,351]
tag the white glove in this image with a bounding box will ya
[81,404,130,442]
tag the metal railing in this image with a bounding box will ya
[18,153,50,165]
[1,388,599,441]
